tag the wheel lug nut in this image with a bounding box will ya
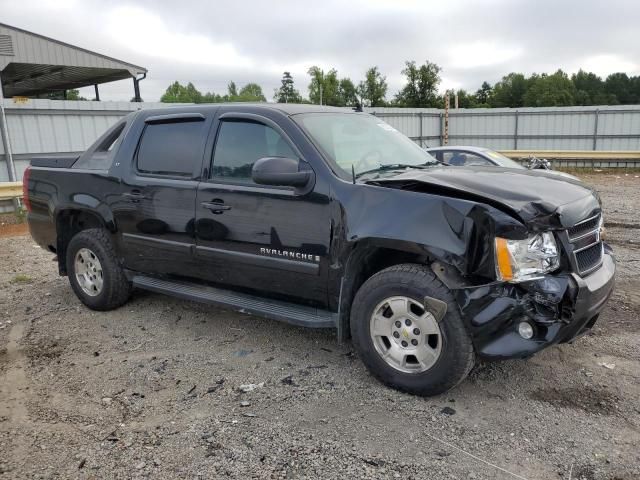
[401,340,408,347]
[413,328,420,335]
[411,339,418,346]
[394,321,401,328]
[405,319,412,326]
[393,331,400,338]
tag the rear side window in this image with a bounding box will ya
[137,121,205,177]
[211,120,297,183]
[73,121,125,170]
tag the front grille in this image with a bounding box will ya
[575,243,604,274]
[568,215,600,240]
[567,214,603,276]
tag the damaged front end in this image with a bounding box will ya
[372,168,616,360]
[451,246,615,359]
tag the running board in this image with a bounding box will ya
[132,275,337,329]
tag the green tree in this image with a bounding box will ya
[357,66,387,107]
[490,73,529,107]
[571,70,605,105]
[604,73,639,104]
[307,66,341,105]
[66,89,87,101]
[237,83,266,102]
[475,81,493,105]
[227,81,238,98]
[454,89,477,108]
[274,71,302,103]
[160,81,203,103]
[523,70,576,107]
[307,66,324,104]
[337,78,358,106]
[395,60,441,107]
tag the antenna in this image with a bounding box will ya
[351,164,356,184]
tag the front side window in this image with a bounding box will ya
[137,121,205,176]
[211,120,297,183]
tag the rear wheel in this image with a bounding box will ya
[350,264,475,396]
[66,229,131,311]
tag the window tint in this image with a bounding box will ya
[137,121,205,176]
[73,122,125,170]
[442,151,492,166]
[211,120,297,183]
[463,153,492,166]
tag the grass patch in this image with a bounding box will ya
[10,274,33,284]
[14,207,27,224]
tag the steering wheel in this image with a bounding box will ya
[355,149,383,173]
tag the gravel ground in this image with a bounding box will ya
[1,173,639,479]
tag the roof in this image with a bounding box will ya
[133,103,354,116]
[425,146,491,153]
[0,23,147,97]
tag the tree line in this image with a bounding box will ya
[161,61,640,108]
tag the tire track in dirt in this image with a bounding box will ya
[0,321,32,470]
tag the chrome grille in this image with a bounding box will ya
[568,215,600,240]
[567,214,603,276]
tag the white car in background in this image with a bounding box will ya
[425,146,579,180]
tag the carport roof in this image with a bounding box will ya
[0,22,147,97]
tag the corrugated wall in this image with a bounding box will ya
[2,101,640,183]
[0,99,167,182]
[366,105,640,151]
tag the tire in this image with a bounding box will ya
[350,263,475,396]
[66,228,131,311]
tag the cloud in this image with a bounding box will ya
[106,6,252,68]
[448,42,523,70]
[1,0,639,101]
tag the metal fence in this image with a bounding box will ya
[0,99,172,183]
[2,100,640,186]
[364,105,640,151]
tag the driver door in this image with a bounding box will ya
[194,111,330,305]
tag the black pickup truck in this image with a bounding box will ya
[24,104,615,396]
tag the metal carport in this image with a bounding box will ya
[0,22,147,184]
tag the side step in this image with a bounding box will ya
[132,275,338,329]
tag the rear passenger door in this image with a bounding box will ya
[194,111,330,305]
[116,113,212,277]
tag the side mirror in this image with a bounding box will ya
[252,157,314,188]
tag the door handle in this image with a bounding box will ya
[201,200,231,214]
[122,190,149,201]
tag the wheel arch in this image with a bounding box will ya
[55,208,116,275]
[335,238,443,342]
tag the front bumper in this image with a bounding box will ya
[457,244,615,360]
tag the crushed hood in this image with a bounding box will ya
[371,166,600,229]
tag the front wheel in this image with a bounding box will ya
[350,264,475,396]
[66,229,131,311]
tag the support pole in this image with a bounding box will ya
[0,74,17,182]
[444,93,450,145]
[514,110,519,150]
[132,72,147,102]
[593,109,599,151]
[419,112,423,147]
[94,84,100,101]
[133,78,141,102]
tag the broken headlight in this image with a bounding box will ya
[495,232,559,282]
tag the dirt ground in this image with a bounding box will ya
[0,172,638,480]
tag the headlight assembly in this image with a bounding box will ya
[495,232,559,282]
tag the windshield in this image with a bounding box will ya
[481,149,524,169]
[296,113,439,177]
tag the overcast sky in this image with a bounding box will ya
[2,0,639,102]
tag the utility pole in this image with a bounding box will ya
[319,84,323,106]
[444,92,450,145]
